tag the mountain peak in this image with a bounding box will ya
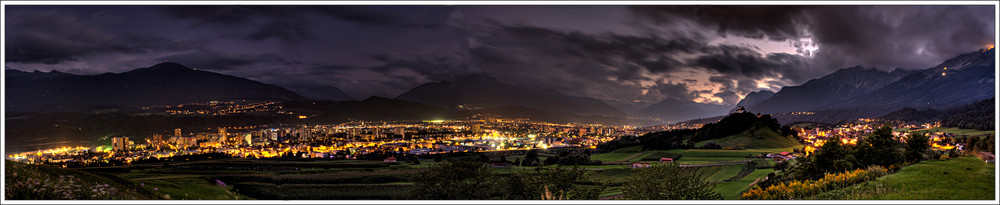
[6,62,305,112]
[148,62,193,70]
[455,72,497,83]
[934,48,995,69]
[363,96,393,102]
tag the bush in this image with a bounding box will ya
[741,166,890,200]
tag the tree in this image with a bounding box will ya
[813,136,854,174]
[544,156,560,166]
[524,150,539,166]
[500,166,603,200]
[622,164,722,200]
[904,132,931,162]
[410,155,421,165]
[479,153,490,162]
[410,160,496,199]
[774,160,789,171]
[854,126,903,168]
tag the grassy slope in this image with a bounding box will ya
[696,127,801,149]
[610,146,643,153]
[809,157,995,200]
[705,164,744,182]
[591,153,635,162]
[714,168,774,200]
[5,161,161,200]
[591,146,645,162]
[136,177,242,200]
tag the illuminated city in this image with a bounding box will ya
[2,2,996,202]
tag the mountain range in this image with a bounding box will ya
[740,48,995,124]
[6,48,994,126]
[288,86,355,101]
[634,98,731,124]
[394,73,626,117]
[5,62,305,112]
[748,66,916,114]
[733,90,775,111]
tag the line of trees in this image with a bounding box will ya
[941,97,994,130]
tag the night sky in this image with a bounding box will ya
[4,5,995,111]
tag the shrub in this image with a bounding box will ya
[741,165,890,200]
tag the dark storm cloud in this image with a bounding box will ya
[629,5,995,73]
[472,23,705,80]
[713,91,740,104]
[471,22,814,105]
[163,6,397,26]
[691,46,811,80]
[163,6,452,42]
[246,20,313,42]
[6,5,992,108]
[629,6,810,41]
[651,82,698,101]
[809,6,995,70]
[6,5,468,99]
[471,23,721,104]
[5,10,197,64]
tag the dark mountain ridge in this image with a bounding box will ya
[733,90,775,112]
[635,98,730,124]
[395,73,625,117]
[746,48,994,124]
[748,66,915,114]
[5,62,306,112]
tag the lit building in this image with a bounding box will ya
[349,128,361,137]
[733,106,747,113]
[174,128,183,137]
[151,134,163,147]
[471,124,483,134]
[395,127,405,138]
[112,137,129,151]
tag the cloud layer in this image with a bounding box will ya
[5,5,994,107]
